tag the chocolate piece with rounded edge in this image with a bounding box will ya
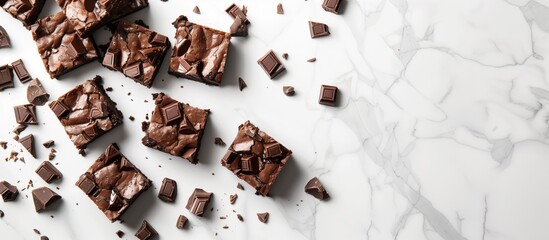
[283,86,295,96]
[176,215,188,229]
[30,12,99,79]
[135,220,157,240]
[221,121,292,196]
[0,25,10,48]
[257,212,269,223]
[35,161,63,183]
[305,177,330,200]
[142,93,209,164]
[158,178,177,202]
[14,104,37,124]
[258,50,285,79]
[0,64,14,91]
[102,21,170,88]
[19,134,35,158]
[0,181,18,202]
[27,79,49,105]
[319,85,338,106]
[309,21,330,38]
[76,144,151,222]
[1,0,46,26]
[49,77,123,150]
[169,15,231,86]
[322,0,342,14]
[32,187,61,212]
[185,188,212,216]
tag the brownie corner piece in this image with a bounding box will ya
[49,76,123,149]
[168,15,231,86]
[76,143,151,222]
[1,0,46,26]
[141,93,209,164]
[31,11,98,79]
[102,20,170,88]
[221,121,292,196]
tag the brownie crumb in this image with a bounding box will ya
[230,194,237,204]
[237,214,243,221]
[106,87,113,92]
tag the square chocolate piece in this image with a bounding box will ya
[221,121,292,196]
[102,21,170,88]
[309,21,330,38]
[258,50,285,79]
[168,15,231,86]
[1,0,46,26]
[76,144,151,222]
[318,85,338,106]
[142,93,209,164]
[322,0,342,14]
[31,12,99,79]
[55,0,149,38]
[49,76,123,149]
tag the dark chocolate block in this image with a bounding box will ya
[0,64,13,91]
[11,59,32,83]
[0,181,18,202]
[142,93,209,164]
[257,50,285,79]
[102,21,170,88]
[135,220,157,240]
[318,85,338,106]
[76,144,151,222]
[35,161,63,183]
[27,79,49,106]
[30,12,99,79]
[322,0,342,14]
[32,187,61,212]
[55,0,149,38]
[49,76,123,150]
[19,134,35,158]
[221,121,292,196]
[309,21,330,38]
[185,188,212,216]
[1,0,45,26]
[14,104,37,124]
[168,15,231,86]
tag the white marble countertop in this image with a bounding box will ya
[2,0,549,239]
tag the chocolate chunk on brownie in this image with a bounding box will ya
[141,93,209,164]
[168,15,231,86]
[76,143,151,222]
[1,0,45,26]
[30,12,99,79]
[48,76,123,150]
[221,121,292,196]
[102,21,170,88]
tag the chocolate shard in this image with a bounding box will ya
[0,25,10,48]
[226,4,249,24]
[236,183,244,190]
[32,187,61,212]
[319,85,338,106]
[277,3,284,14]
[176,215,188,229]
[115,230,124,238]
[322,0,342,14]
[214,137,226,146]
[27,79,49,106]
[135,220,157,240]
[42,140,54,148]
[19,134,35,158]
[35,161,63,183]
[14,104,38,124]
[229,193,237,204]
[12,124,27,134]
[238,77,247,91]
[283,86,295,96]
[305,177,330,200]
[0,64,14,91]
[0,181,18,202]
[230,17,248,37]
[257,212,269,223]
[258,50,285,79]
[185,188,212,216]
[11,59,32,83]
[309,21,330,38]
[158,178,177,202]
[192,6,200,14]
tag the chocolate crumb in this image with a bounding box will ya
[214,137,226,146]
[78,149,86,156]
[129,116,135,121]
[236,183,244,190]
[307,58,316,62]
[277,3,284,14]
[0,142,6,149]
[229,194,237,204]
[237,214,243,221]
[283,86,295,96]
[33,229,41,234]
[238,78,247,91]
[115,230,124,238]
[223,225,229,229]
[193,6,200,14]
[257,212,269,223]
[106,87,113,92]
[282,53,288,60]
[42,140,54,148]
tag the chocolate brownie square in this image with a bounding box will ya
[1,0,45,26]
[102,21,170,88]
[221,121,292,196]
[76,143,151,222]
[141,93,209,164]
[48,76,123,149]
[30,12,99,79]
[168,15,231,86]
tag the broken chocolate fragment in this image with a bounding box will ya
[305,177,330,200]
[27,79,49,106]
[158,178,177,202]
[230,17,248,37]
[214,137,226,146]
[14,104,37,124]
[238,77,247,91]
[283,86,295,96]
[176,215,188,229]
[35,161,63,183]
[0,181,18,202]
[185,188,212,216]
[116,230,124,238]
[12,124,27,134]
[226,4,249,24]
[309,21,330,38]
[0,141,6,149]
[258,50,285,79]
[32,187,61,212]
[277,3,284,14]
[229,194,237,204]
[322,0,342,14]
[19,134,35,158]
[135,220,157,240]
[307,58,316,62]
[192,6,200,14]
[257,212,269,223]
[0,25,10,48]
[42,140,54,148]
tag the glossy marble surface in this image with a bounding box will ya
[2,0,549,239]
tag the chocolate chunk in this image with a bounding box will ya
[12,124,27,134]
[32,187,61,212]
[322,0,342,14]
[11,59,31,83]
[176,215,188,229]
[185,188,212,216]
[309,21,330,38]
[258,50,285,79]
[158,178,177,202]
[102,21,170,88]
[56,0,149,38]
[0,64,14,91]
[42,140,54,148]
[257,212,269,223]
[238,77,247,91]
[116,230,124,238]
[35,161,63,183]
[0,25,9,48]
[305,177,329,200]
[169,15,231,86]
[236,183,244,190]
[229,194,237,204]
[318,85,338,106]
[76,144,151,222]
[192,6,200,14]
[19,134,35,158]
[283,86,295,96]
[214,137,226,146]
[135,220,157,240]
[221,121,292,196]
[142,93,209,164]
[1,0,45,26]
[230,17,248,37]
[282,53,288,60]
[40,236,49,240]
[31,12,99,78]
[226,4,249,24]
[49,77,123,150]
[26,79,49,106]
[0,141,6,149]
[0,181,18,202]
[277,3,284,14]
[14,104,37,124]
